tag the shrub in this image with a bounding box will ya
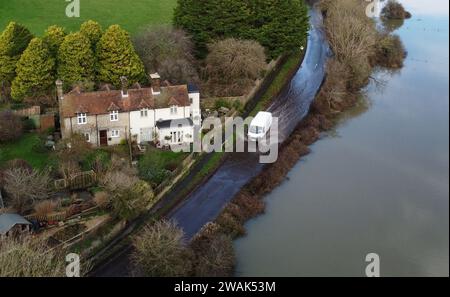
[215,212,246,239]
[193,233,235,277]
[204,38,267,97]
[132,220,193,277]
[214,98,232,110]
[93,191,110,209]
[375,34,407,69]
[100,171,154,220]
[34,199,59,217]
[381,0,412,20]
[22,117,36,132]
[0,110,23,142]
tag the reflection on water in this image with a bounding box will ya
[234,1,449,276]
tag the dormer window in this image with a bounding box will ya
[170,106,178,115]
[110,110,119,122]
[140,108,148,118]
[77,113,87,125]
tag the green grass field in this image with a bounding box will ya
[0,133,54,169]
[0,0,177,36]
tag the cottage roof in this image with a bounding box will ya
[61,85,191,118]
[0,213,32,235]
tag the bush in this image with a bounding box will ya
[132,220,192,277]
[93,191,110,209]
[81,149,111,173]
[214,98,232,110]
[190,222,235,277]
[381,0,412,20]
[100,171,154,220]
[0,110,23,143]
[375,34,407,69]
[22,117,36,132]
[204,39,267,97]
[34,199,59,217]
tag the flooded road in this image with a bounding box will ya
[234,0,449,277]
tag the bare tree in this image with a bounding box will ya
[133,26,199,84]
[131,220,193,277]
[3,168,53,213]
[0,237,65,277]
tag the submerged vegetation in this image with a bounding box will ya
[381,0,412,20]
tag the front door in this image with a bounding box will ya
[99,130,108,146]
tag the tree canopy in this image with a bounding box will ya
[80,20,103,50]
[11,38,55,101]
[174,0,309,59]
[43,25,66,58]
[57,32,95,89]
[96,25,146,88]
[0,22,33,96]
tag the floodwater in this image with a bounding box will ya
[235,1,449,277]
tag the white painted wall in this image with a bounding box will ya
[130,109,156,143]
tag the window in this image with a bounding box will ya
[77,113,87,125]
[83,133,90,143]
[110,110,119,122]
[140,108,148,118]
[111,130,120,138]
[170,106,177,115]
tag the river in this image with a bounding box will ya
[234,0,449,277]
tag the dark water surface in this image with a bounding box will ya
[235,1,449,277]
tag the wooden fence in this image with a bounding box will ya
[54,170,97,191]
[12,106,40,117]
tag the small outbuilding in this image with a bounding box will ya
[0,213,32,238]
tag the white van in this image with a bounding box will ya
[248,111,273,141]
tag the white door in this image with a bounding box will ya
[140,128,153,143]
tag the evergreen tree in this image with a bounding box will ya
[80,20,103,50]
[0,22,33,96]
[57,33,95,90]
[174,0,309,59]
[11,38,55,101]
[254,0,309,58]
[43,25,66,57]
[96,25,145,87]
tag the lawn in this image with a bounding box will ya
[0,0,177,36]
[0,133,53,170]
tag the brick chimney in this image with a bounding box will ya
[56,79,64,100]
[150,73,161,95]
[120,76,128,98]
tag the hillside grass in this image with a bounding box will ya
[0,0,177,35]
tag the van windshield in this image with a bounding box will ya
[250,126,264,134]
